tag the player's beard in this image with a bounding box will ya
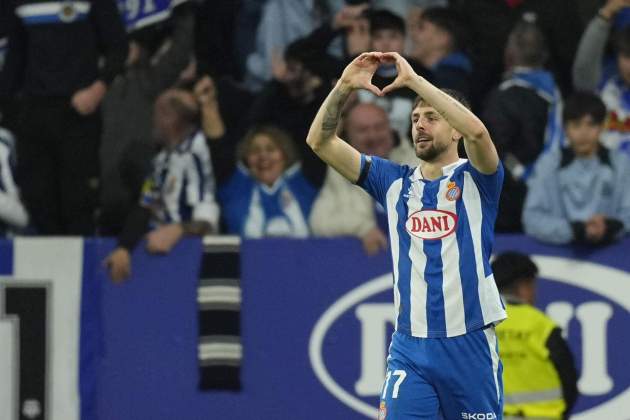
[414,135,449,162]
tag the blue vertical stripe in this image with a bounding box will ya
[454,179,484,331]
[191,153,205,201]
[421,181,446,337]
[0,240,13,275]
[80,241,104,420]
[396,178,413,333]
[178,176,192,222]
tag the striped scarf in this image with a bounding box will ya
[197,236,242,390]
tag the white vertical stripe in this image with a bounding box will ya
[463,172,492,324]
[407,182,428,337]
[436,178,466,337]
[385,180,403,330]
[483,327,501,403]
[16,2,91,17]
[14,238,83,420]
[0,316,17,420]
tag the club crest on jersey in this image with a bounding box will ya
[59,1,78,22]
[445,181,461,201]
[378,401,387,420]
[406,209,458,240]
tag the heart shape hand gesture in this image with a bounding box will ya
[339,51,419,96]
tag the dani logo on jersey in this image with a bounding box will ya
[406,210,458,240]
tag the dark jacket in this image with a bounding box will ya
[452,0,582,103]
[0,0,128,98]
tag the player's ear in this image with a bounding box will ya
[451,128,463,142]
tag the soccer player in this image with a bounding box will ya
[306,52,506,419]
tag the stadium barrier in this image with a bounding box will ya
[1,235,629,420]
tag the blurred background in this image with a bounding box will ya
[1,0,630,419]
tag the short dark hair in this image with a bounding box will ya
[413,88,471,111]
[368,9,406,36]
[615,25,630,56]
[562,91,607,125]
[491,252,538,292]
[166,90,199,126]
[505,21,549,67]
[421,7,469,51]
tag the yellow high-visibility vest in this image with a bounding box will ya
[497,302,566,419]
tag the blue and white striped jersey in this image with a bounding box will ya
[141,130,219,228]
[358,155,507,338]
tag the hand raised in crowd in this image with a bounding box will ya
[271,49,288,82]
[146,223,184,254]
[585,214,607,243]
[362,227,388,256]
[600,0,630,20]
[380,52,420,95]
[104,247,132,283]
[346,17,371,57]
[71,80,107,115]
[339,52,384,96]
[194,75,218,106]
[333,3,369,30]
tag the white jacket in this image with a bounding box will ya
[309,139,419,238]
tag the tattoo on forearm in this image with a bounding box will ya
[321,88,350,139]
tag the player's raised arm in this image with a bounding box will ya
[306,52,383,183]
[381,52,499,174]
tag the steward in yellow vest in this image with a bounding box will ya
[492,252,579,420]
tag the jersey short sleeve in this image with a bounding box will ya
[463,160,504,203]
[356,154,406,207]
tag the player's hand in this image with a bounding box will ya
[104,247,132,283]
[194,75,217,106]
[585,214,606,243]
[600,0,630,20]
[339,52,383,96]
[146,223,184,254]
[380,52,419,95]
[71,80,107,115]
[362,227,388,256]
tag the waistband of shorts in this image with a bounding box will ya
[394,324,494,341]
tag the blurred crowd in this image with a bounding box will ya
[1,0,630,268]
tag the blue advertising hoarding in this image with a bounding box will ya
[1,236,630,419]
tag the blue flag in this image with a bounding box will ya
[117,0,189,32]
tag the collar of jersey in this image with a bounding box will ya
[411,158,467,182]
[174,130,201,154]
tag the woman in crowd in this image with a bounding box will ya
[219,125,317,238]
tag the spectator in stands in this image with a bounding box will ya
[523,92,630,245]
[356,9,433,139]
[0,126,28,236]
[483,20,563,232]
[492,252,578,420]
[310,103,418,254]
[573,0,630,156]
[243,0,339,91]
[246,38,335,187]
[194,0,242,81]
[104,88,220,282]
[373,0,447,19]
[219,125,317,238]
[100,3,195,235]
[0,0,128,235]
[452,0,582,108]
[408,6,473,99]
